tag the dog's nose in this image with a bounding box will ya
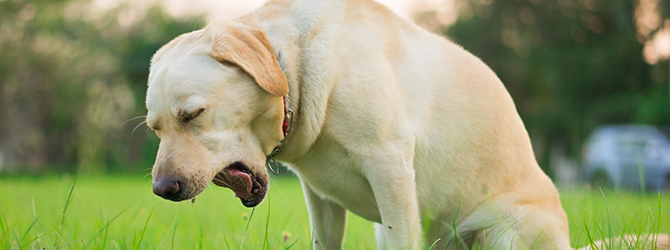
[153,178,183,201]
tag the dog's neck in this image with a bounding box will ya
[235,2,343,163]
[264,30,302,162]
[231,19,304,161]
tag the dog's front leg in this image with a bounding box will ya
[301,179,347,250]
[364,154,422,250]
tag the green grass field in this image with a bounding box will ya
[0,175,668,249]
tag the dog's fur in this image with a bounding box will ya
[145,0,667,249]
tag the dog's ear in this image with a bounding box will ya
[209,23,288,97]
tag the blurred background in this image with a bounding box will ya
[0,0,668,186]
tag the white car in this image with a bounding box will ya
[582,125,670,191]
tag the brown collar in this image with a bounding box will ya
[266,95,293,175]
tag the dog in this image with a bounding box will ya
[145,0,667,249]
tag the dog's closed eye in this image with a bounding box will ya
[180,108,205,123]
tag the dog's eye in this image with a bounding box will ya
[182,108,205,123]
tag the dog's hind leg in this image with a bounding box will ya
[301,179,347,250]
[506,199,572,250]
[427,195,571,250]
[424,218,478,250]
[456,195,572,250]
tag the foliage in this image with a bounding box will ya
[1,0,669,178]
[446,0,670,174]
[0,0,204,174]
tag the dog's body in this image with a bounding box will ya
[146,0,573,249]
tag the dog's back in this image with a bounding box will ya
[246,0,573,249]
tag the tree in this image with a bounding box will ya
[0,0,204,174]
[444,0,669,176]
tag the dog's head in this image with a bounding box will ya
[145,21,288,207]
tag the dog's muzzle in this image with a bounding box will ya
[213,161,268,207]
[153,178,186,201]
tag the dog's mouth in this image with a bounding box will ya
[212,161,268,207]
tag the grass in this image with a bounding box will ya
[0,174,667,249]
[561,187,669,249]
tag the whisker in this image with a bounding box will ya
[144,179,153,189]
[213,176,241,186]
[131,121,148,139]
[121,116,147,127]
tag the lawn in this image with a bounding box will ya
[0,174,668,249]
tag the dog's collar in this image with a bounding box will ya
[266,95,293,175]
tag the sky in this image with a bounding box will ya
[90,0,456,27]
[167,0,456,24]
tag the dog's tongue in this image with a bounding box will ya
[214,168,253,199]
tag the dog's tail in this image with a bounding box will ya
[576,234,670,250]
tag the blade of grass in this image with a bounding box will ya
[54,177,77,247]
[428,238,441,250]
[131,232,138,249]
[102,216,110,249]
[219,225,231,250]
[649,207,670,218]
[653,193,662,248]
[623,207,649,249]
[239,207,256,250]
[572,227,584,250]
[319,223,327,250]
[582,220,599,250]
[83,206,130,249]
[31,197,36,218]
[271,234,285,248]
[285,237,299,250]
[188,202,204,250]
[0,214,8,249]
[489,215,527,250]
[623,209,638,237]
[481,229,487,249]
[51,238,85,249]
[530,226,556,250]
[443,201,461,249]
[157,203,182,249]
[20,233,47,249]
[12,227,23,249]
[263,195,271,250]
[636,219,651,248]
[617,225,630,249]
[641,207,659,249]
[599,188,612,250]
[592,219,606,250]
[40,220,65,248]
[20,217,38,244]
[134,205,155,250]
[170,215,179,250]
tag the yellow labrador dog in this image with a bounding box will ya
[145,0,667,249]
